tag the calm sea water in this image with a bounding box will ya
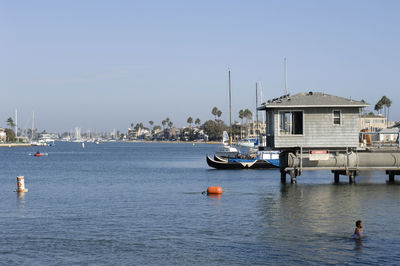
[1,142,400,265]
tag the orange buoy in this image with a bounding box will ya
[207,186,223,195]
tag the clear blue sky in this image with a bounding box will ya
[1,0,400,132]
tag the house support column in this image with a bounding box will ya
[280,170,286,183]
[349,174,355,184]
[389,172,395,183]
[385,170,400,183]
[347,170,358,184]
[334,172,340,183]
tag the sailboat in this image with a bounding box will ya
[214,131,239,158]
[211,71,239,158]
[29,111,47,146]
[206,69,282,170]
[237,82,260,148]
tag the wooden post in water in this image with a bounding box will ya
[280,170,286,183]
[348,171,357,184]
[387,171,395,183]
[334,172,340,183]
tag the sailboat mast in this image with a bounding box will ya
[31,110,34,141]
[256,82,259,137]
[229,70,232,146]
[15,109,18,138]
[284,57,288,94]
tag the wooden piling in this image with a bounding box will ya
[280,170,286,183]
[389,172,395,183]
[334,172,340,183]
[386,170,398,183]
[349,174,355,184]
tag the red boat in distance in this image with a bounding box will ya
[34,151,44,157]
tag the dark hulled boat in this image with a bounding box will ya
[206,154,279,170]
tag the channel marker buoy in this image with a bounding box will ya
[15,176,28,192]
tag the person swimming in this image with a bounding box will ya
[352,220,363,239]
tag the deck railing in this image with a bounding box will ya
[359,131,400,149]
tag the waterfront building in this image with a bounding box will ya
[258,91,369,150]
[127,127,151,140]
[360,114,394,132]
[232,121,266,141]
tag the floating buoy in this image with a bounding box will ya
[207,186,223,195]
[15,176,28,192]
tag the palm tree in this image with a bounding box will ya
[187,117,193,127]
[6,117,15,128]
[130,122,134,128]
[385,97,392,125]
[168,121,173,129]
[379,96,392,125]
[149,121,154,127]
[244,109,253,123]
[374,102,383,115]
[239,110,244,124]
[162,120,166,129]
[217,110,222,119]
[212,107,218,120]
[195,118,201,126]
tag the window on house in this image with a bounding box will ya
[279,111,303,135]
[333,110,341,125]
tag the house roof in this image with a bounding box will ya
[258,91,369,110]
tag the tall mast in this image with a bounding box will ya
[256,82,259,137]
[284,57,288,94]
[31,110,34,141]
[15,109,18,138]
[229,70,232,146]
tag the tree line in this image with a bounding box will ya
[2,105,255,142]
[130,106,254,141]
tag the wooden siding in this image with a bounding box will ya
[270,107,361,148]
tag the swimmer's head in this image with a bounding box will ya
[356,220,363,228]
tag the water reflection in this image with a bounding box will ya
[17,191,26,212]
[207,194,222,200]
[354,239,363,251]
[258,179,400,263]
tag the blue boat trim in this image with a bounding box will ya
[267,159,280,167]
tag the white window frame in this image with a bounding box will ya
[332,110,342,126]
[278,110,304,136]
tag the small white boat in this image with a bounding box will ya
[30,140,49,146]
[215,144,239,158]
[238,137,259,148]
[214,131,239,158]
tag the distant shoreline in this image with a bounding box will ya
[128,140,221,144]
[0,141,221,147]
[0,143,31,147]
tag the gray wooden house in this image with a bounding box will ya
[258,92,369,151]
